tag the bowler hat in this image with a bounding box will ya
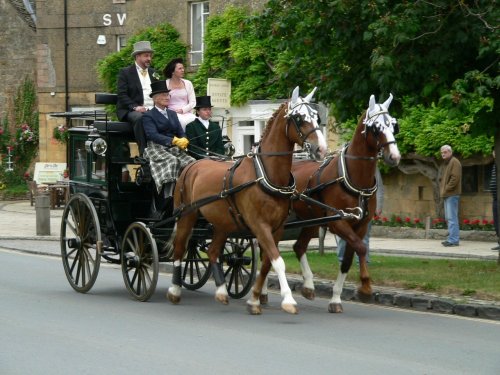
[131,41,154,57]
[194,96,213,109]
[150,81,170,97]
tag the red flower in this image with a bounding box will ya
[404,217,411,223]
[414,218,421,223]
[463,219,470,224]
[482,219,488,225]
[396,216,402,222]
[490,220,495,225]
[382,217,388,222]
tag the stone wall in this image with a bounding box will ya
[0,0,37,121]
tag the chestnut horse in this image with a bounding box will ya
[167,87,327,314]
[260,94,400,313]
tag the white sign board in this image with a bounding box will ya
[34,162,67,184]
[207,78,231,109]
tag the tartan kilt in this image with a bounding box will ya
[143,141,195,192]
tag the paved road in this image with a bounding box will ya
[1,200,499,322]
[2,249,500,375]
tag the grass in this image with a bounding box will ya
[280,251,500,302]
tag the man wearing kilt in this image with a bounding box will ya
[142,80,195,206]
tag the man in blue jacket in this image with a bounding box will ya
[142,80,194,202]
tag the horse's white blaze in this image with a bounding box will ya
[300,253,315,290]
[330,272,347,305]
[272,257,297,306]
[382,127,401,165]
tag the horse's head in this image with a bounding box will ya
[364,94,401,166]
[285,86,327,161]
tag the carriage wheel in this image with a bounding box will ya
[60,193,102,293]
[221,238,257,299]
[181,239,212,290]
[121,222,159,302]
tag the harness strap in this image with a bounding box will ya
[253,146,297,197]
[338,145,378,198]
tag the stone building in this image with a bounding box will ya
[0,0,37,121]
[0,0,494,223]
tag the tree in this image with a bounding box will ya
[96,23,188,93]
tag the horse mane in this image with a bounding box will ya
[259,102,288,142]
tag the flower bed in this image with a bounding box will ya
[372,215,495,231]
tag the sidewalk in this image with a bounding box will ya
[1,199,499,321]
[0,200,499,260]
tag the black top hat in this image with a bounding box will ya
[150,80,170,97]
[194,96,213,109]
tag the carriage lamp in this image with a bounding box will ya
[85,129,108,156]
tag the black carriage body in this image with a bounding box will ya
[68,122,153,246]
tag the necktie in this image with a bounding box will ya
[140,69,147,77]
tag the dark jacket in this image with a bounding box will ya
[185,118,225,159]
[116,65,157,121]
[142,107,185,147]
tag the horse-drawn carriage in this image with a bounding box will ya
[59,88,400,314]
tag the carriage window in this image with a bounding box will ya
[92,154,106,181]
[190,1,209,65]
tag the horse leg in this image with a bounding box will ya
[166,215,196,304]
[247,252,272,315]
[325,242,353,313]
[356,253,372,301]
[208,231,230,305]
[293,226,317,300]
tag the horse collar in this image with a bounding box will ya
[253,146,296,197]
[338,145,377,198]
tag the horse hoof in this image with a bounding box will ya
[215,294,229,305]
[247,304,262,315]
[328,303,343,313]
[167,292,181,304]
[259,294,268,305]
[301,287,315,301]
[282,303,298,314]
[356,288,373,303]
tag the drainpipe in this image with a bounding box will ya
[64,0,69,112]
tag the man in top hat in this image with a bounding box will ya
[116,41,159,154]
[142,81,194,208]
[185,96,225,160]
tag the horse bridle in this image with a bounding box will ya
[362,108,399,151]
[285,102,322,150]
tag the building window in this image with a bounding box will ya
[462,166,478,194]
[190,1,209,66]
[117,35,127,51]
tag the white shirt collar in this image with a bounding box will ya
[198,117,210,129]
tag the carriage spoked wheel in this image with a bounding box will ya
[121,222,159,302]
[60,193,102,293]
[221,238,257,299]
[181,239,212,290]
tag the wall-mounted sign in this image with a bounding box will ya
[207,78,231,109]
[103,14,127,26]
